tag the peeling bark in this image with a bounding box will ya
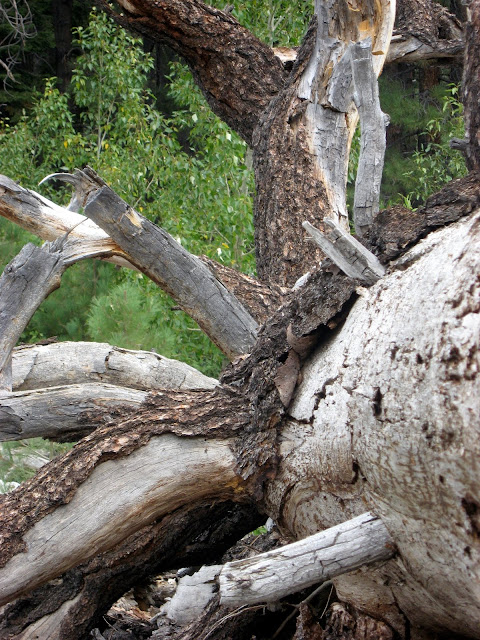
[1,1,480,638]
[265,211,480,638]
[252,0,394,286]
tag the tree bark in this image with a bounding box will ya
[463,0,480,172]
[264,210,480,638]
[96,0,286,145]
[0,174,282,323]
[1,1,480,639]
[389,0,464,62]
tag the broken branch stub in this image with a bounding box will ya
[219,512,394,607]
[303,220,385,284]
[0,242,67,389]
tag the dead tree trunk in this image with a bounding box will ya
[0,1,479,639]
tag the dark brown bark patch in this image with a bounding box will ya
[364,171,480,264]
[252,19,328,287]
[1,501,261,640]
[200,255,286,324]
[463,0,480,172]
[320,603,393,640]
[395,0,463,49]
[222,268,358,487]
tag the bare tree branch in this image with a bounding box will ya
[162,512,394,625]
[46,167,258,359]
[0,0,36,85]
[12,341,217,392]
[0,242,67,391]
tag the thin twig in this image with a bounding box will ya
[203,604,267,640]
[271,580,333,639]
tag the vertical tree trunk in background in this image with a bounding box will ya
[463,0,480,172]
[52,0,74,90]
[253,0,394,286]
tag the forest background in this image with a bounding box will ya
[0,0,468,487]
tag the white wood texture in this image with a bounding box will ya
[161,565,221,625]
[303,220,385,284]
[297,0,395,227]
[0,175,134,269]
[0,435,240,606]
[159,512,393,625]
[12,342,217,392]
[351,39,388,235]
[219,513,393,607]
[267,210,480,638]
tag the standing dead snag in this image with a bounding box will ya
[0,0,480,639]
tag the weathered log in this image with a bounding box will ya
[303,220,385,285]
[161,512,394,625]
[1,501,261,640]
[0,242,67,386]
[12,341,217,392]
[264,210,480,638]
[0,383,148,442]
[0,432,244,606]
[0,174,134,269]
[0,175,281,323]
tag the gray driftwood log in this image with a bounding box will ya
[161,512,394,624]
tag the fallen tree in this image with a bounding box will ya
[0,0,479,639]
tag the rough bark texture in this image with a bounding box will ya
[53,168,258,360]
[100,0,394,288]
[0,501,261,640]
[364,171,480,263]
[389,0,464,62]
[1,1,480,638]
[463,0,480,172]
[253,0,394,286]
[199,255,286,324]
[0,387,249,576]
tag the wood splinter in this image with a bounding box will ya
[303,219,385,285]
